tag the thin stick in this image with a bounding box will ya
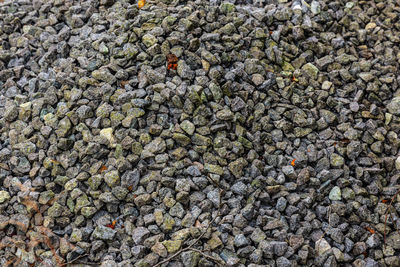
[153,189,224,267]
[188,248,224,266]
[384,188,400,246]
[62,253,89,266]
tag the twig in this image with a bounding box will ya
[62,254,89,266]
[188,248,225,266]
[154,188,224,267]
[384,188,400,246]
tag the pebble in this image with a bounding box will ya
[0,0,398,266]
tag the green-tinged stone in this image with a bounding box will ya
[115,144,123,158]
[110,111,124,123]
[75,194,90,213]
[329,186,342,201]
[294,127,312,137]
[139,133,152,145]
[64,178,78,191]
[39,191,55,205]
[216,109,234,121]
[104,170,120,188]
[330,153,344,167]
[205,163,224,175]
[173,133,191,146]
[92,225,116,241]
[238,135,253,149]
[302,63,319,80]
[188,90,202,106]
[88,175,103,190]
[171,228,191,241]
[67,198,74,212]
[123,43,139,59]
[162,214,175,231]
[96,103,113,118]
[192,134,211,146]
[47,202,63,218]
[131,142,143,155]
[162,240,182,253]
[228,158,248,178]
[164,196,176,208]
[282,61,295,72]
[155,209,164,226]
[81,207,97,218]
[162,16,177,27]
[92,69,116,84]
[55,117,71,137]
[180,120,195,136]
[342,187,355,200]
[129,108,145,118]
[100,128,115,144]
[207,233,223,250]
[209,82,223,100]
[54,175,69,186]
[70,228,82,242]
[219,2,236,14]
[142,34,158,47]
[19,102,32,120]
[0,191,10,204]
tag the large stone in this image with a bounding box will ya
[301,63,319,80]
[329,186,342,201]
[228,158,248,178]
[92,225,116,241]
[388,97,400,115]
[0,191,11,203]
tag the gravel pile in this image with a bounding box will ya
[1,0,400,266]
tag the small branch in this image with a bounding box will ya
[188,248,225,266]
[62,254,89,266]
[154,188,224,267]
[384,188,400,246]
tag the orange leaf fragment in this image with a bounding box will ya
[50,159,60,164]
[120,80,129,88]
[128,185,133,191]
[99,165,107,173]
[195,220,202,228]
[292,75,298,82]
[167,53,178,70]
[291,159,296,166]
[365,226,375,234]
[106,220,117,229]
[168,63,178,70]
[382,199,389,203]
[138,0,145,9]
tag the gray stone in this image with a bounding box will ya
[92,225,116,241]
[132,227,150,245]
[329,186,341,201]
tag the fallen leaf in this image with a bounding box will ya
[50,159,60,164]
[106,220,117,229]
[167,53,178,64]
[365,226,375,234]
[168,63,178,70]
[99,165,107,173]
[138,0,145,9]
[291,159,296,166]
[340,138,350,144]
[382,199,389,203]
[128,185,133,191]
[120,80,129,88]
[195,220,202,228]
